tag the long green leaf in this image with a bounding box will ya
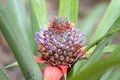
[70,0,78,25]
[79,3,107,45]
[92,0,120,42]
[107,67,120,80]
[73,44,120,80]
[100,67,114,80]
[29,0,48,55]
[7,0,31,45]
[59,0,79,26]
[80,37,111,71]
[0,1,42,80]
[74,57,120,80]
[0,69,8,80]
[81,16,120,71]
[68,59,86,80]
[73,14,120,80]
[59,0,71,19]
[29,0,47,28]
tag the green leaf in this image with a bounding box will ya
[107,67,120,80]
[70,0,79,25]
[59,0,79,25]
[88,45,117,55]
[81,38,111,71]
[0,69,8,80]
[85,45,117,65]
[29,0,48,55]
[6,0,31,45]
[73,11,120,79]
[73,44,120,80]
[81,16,120,71]
[74,57,120,80]
[68,59,86,80]
[100,67,114,80]
[29,0,47,29]
[4,62,18,69]
[0,1,42,80]
[59,0,71,19]
[103,45,117,52]
[92,0,120,42]
[79,3,107,45]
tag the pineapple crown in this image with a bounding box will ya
[48,17,73,32]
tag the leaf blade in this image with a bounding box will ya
[30,0,48,28]
[74,44,120,80]
[79,3,107,45]
[0,69,8,80]
[0,1,42,79]
[92,0,120,42]
[29,0,48,55]
[59,0,79,26]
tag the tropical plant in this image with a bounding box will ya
[0,0,120,80]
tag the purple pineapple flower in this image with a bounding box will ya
[34,16,86,80]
